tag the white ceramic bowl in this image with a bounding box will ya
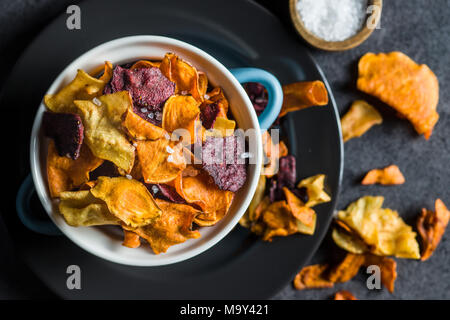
[29,36,264,266]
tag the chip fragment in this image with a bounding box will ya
[333,291,357,300]
[357,52,439,139]
[42,111,84,160]
[341,100,383,142]
[122,228,141,248]
[293,264,334,290]
[280,81,328,118]
[47,141,103,197]
[122,107,166,141]
[362,165,405,185]
[417,199,450,261]
[90,176,161,228]
[283,187,315,228]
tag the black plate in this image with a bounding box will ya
[1,0,342,299]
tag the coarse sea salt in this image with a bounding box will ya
[297,0,368,42]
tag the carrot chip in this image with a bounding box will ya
[280,81,328,118]
[417,199,450,261]
[362,164,405,185]
[293,264,334,290]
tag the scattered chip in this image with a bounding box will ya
[283,187,316,227]
[357,52,439,139]
[333,290,357,300]
[280,81,328,118]
[341,100,383,142]
[293,264,334,290]
[47,141,103,197]
[136,137,186,184]
[336,196,421,259]
[362,164,405,185]
[90,176,161,228]
[75,92,135,172]
[128,199,201,254]
[417,199,450,261]
[44,69,107,114]
[42,111,84,160]
[59,190,119,226]
[201,136,246,192]
[363,254,397,293]
[327,253,365,283]
[297,174,331,208]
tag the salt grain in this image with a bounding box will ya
[297,0,368,42]
[151,185,159,194]
[155,111,162,121]
[204,94,210,100]
[126,174,132,180]
[181,90,188,95]
[167,155,174,163]
[93,97,102,106]
[140,107,148,113]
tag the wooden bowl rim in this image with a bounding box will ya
[289,0,383,51]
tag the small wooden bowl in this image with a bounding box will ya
[289,0,383,51]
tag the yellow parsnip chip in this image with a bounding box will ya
[74,92,135,172]
[90,176,161,228]
[297,174,331,208]
[44,69,107,113]
[337,196,421,259]
[59,190,119,226]
[341,100,382,142]
[357,52,439,139]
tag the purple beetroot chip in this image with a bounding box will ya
[200,102,219,129]
[42,111,84,160]
[202,136,247,192]
[243,82,268,116]
[268,155,297,203]
[146,183,186,204]
[103,65,175,125]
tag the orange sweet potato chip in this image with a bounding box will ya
[122,108,166,141]
[293,264,334,290]
[283,187,316,227]
[162,95,201,144]
[262,201,298,241]
[90,176,161,228]
[128,199,201,254]
[333,290,357,300]
[122,228,141,248]
[417,199,450,261]
[357,52,439,139]
[160,53,203,102]
[47,141,103,197]
[279,81,328,118]
[136,138,186,184]
[363,254,397,293]
[130,60,161,69]
[341,100,383,142]
[327,253,365,283]
[174,171,234,226]
[362,164,405,185]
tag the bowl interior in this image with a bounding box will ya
[30,36,262,266]
[289,0,383,51]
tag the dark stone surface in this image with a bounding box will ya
[0,0,448,300]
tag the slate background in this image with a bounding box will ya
[0,0,448,299]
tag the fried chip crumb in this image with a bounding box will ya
[293,264,334,290]
[333,290,357,300]
[341,100,382,142]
